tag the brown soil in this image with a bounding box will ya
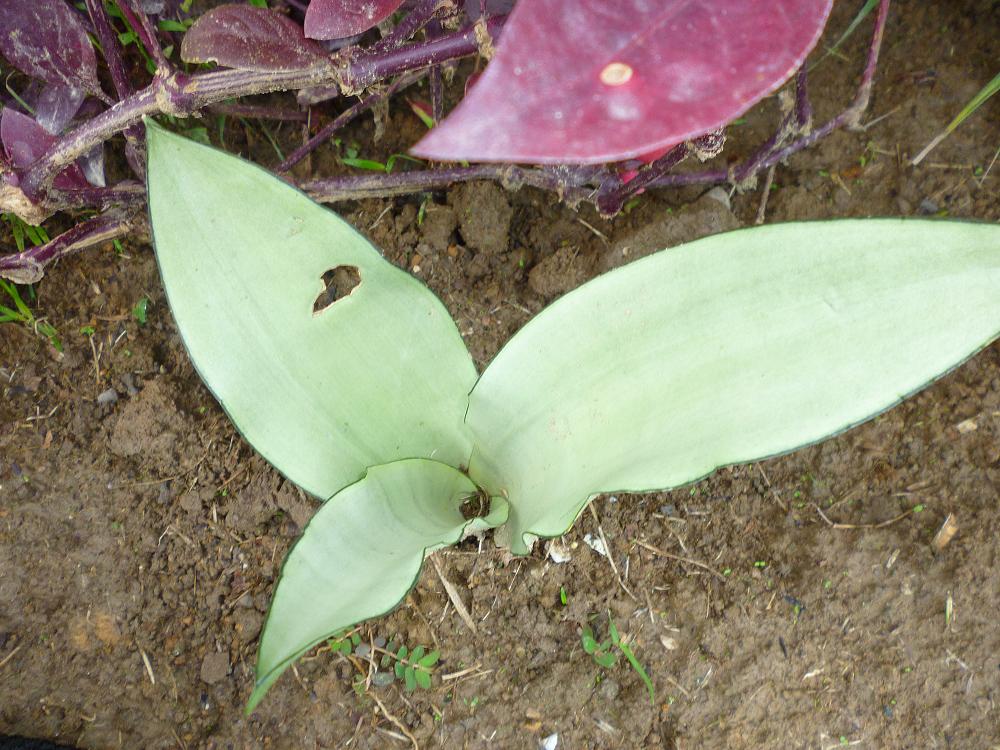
[2,2,999,748]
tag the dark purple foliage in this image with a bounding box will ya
[304,0,405,40]
[35,84,86,135]
[181,4,329,71]
[0,0,103,97]
[0,0,892,284]
[414,0,834,164]
[1,108,88,189]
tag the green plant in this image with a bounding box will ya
[144,122,1000,712]
[327,630,439,692]
[0,278,62,351]
[582,614,655,702]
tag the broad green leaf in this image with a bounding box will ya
[418,650,440,668]
[146,120,477,501]
[404,666,417,692]
[411,645,425,662]
[467,219,1000,554]
[246,458,509,712]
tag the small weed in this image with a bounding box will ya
[328,629,439,692]
[581,613,655,703]
[132,297,150,325]
[0,279,62,351]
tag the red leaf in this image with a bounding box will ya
[304,0,404,41]
[181,4,328,72]
[0,0,102,96]
[1,108,88,189]
[413,0,833,164]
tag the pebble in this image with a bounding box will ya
[200,651,230,684]
[97,388,119,406]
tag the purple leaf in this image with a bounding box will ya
[181,4,329,71]
[1,107,88,189]
[304,0,404,41]
[413,0,834,164]
[35,83,86,135]
[79,143,106,187]
[0,0,103,97]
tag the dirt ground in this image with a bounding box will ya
[2,2,999,748]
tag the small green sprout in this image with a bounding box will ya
[327,629,439,692]
[0,280,62,351]
[559,586,568,606]
[582,614,655,703]
[133,297,149,325]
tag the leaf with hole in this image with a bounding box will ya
[147,120,477,501]
[145,125,1000,712]
[413,0,833,164]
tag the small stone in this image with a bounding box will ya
[97,388,119,406]
[919,198,939,215]
[200,651,230,685]
[599,678,620,700]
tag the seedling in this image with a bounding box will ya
[582,616,655,702]
[327,629,439,692]
[0,0,892,282]
[145,124,1000,712]
[0,279,62,351]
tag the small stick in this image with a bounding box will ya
[430,555,477,633]
[634,539,727,582]
[372,692,419,750]
[0,643,23,670]
[932,513,959,551]
[140,648,156,685]
[812,503,914,530]
[754,164,776,225]
[588,504,637,600]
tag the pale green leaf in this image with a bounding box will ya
[467,219,1000,554]
[145,120,477,501]
[247,458,502,712]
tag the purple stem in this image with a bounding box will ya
[345,16,504,91]
[209,103,310,122]
[117,0,171,73]
[0,211,139,284]
[427,19,445,121]
[85,0,132,100]
[594,144,689,216]
[371,0,446,53]
[14,17,507,207]
[301,162,594,205]
[278,70,428,172]
[651,0,890,189]
[794,66,812,129]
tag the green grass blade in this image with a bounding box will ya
[912,71,1000,165]
[467,219,1000,554]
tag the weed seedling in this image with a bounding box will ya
[582,614,655,703]
[0,279,62,351]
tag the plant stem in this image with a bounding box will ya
[277,70,428,172]
[11,16,507,209]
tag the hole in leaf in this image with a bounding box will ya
[313,265,361,313]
